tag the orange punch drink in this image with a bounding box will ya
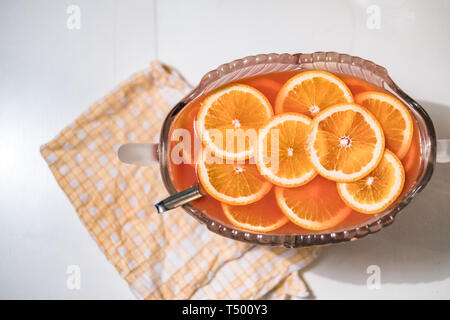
[168,70,420,234]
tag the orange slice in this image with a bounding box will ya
[355,91,413,159]
[308,103,385,182]
[196,83,273,160]
[197,148,272,205]
[275,70,353,117]
[255,113,316,187]
[221,190,289,232]
[337,149,405,214]
[275,176,352,231]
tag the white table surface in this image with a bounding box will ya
[1,0,449,299]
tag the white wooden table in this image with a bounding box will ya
[1,0,449,299]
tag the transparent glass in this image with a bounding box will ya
[157,52,437,248]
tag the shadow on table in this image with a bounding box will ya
[305,100,450,285]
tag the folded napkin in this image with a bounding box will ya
[40,61,321,299]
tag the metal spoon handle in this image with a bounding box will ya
[154,185,203,213]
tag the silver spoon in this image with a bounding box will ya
[154,184,203,213]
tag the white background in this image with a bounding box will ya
[0,0,449,299]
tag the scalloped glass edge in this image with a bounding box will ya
[158,52,436,248]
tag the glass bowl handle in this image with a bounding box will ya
[117,143,158,165]
[118,142,203,213]
[437,139,450,163]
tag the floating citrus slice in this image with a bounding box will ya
[308,103,385,182]
[196,84,273,160]
[221,191,289,232]
[274,70,354,117]
[337,149,405,214]
[355,91,413,159]
[275,176,352,231]
[255,113,316,187]
[197,148,272,205]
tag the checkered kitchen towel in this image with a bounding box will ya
[40,61,321,299]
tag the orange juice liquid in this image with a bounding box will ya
[168,70,421,234]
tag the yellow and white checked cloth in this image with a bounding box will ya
[40,61,321,299]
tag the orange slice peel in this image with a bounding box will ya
[255,113,316,187]
[275,70,354,117]
[355,91,413,159]
[308,103,385,182]
[275,176,352,231]
[197,148,272,206]
[196,83,273,160]
[221,191,289,232]
[337,149,405,214]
